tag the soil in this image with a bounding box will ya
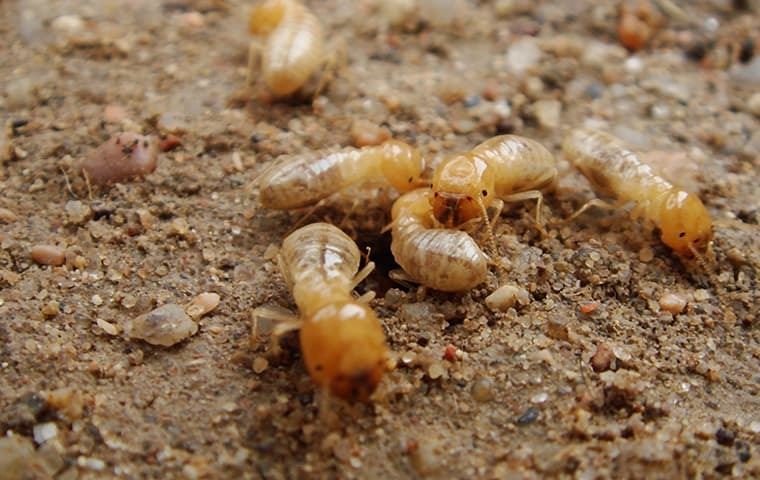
[1,0,759,479]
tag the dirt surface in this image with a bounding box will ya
[1,0,759,478]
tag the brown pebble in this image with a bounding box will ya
[103,104,127,124]
[41,300,60,318]
[0,207,17,223]
[471,377,495,402]
[81,133,159,186]
[30,245,65,266]
[591,343,614,372]
[546,316,570,341]
[659,292,687,314]
[186,292,220,319]
[350,119,391,147]
[159,134,182,152]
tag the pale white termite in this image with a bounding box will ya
[274,222,388,402]
[247,0,326,97]
[390,188,489,292]
[257,140,426,209]
[562,128,713,258]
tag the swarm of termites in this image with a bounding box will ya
[81,133,158,186]
[247,0,327,97]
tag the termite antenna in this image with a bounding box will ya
[477,197,498,259]
[60,166,78,199]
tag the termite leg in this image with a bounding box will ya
[389,268,417,289]
[554,198,618,225]
[355,290,376,304]
[477,197,499,260]
[351,261,375,290]
[246,41,262,87]
[500,190,545,226]
[288,199,328,235]
[251,305,302,354]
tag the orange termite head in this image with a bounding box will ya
[430,154,494,227]
[658,191,713,258]
[300,302,388,402]
[249,0,288,35]
[379,140,426,193]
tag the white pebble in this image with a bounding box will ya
[659,293,686,314]
[77,456,106,471]
[486,284,529,311]
[96,318,120,336]
[125,304,198,347]
[33,422,58,444]
[51,15,85,36]
[506,37,542,75]
[530,392,548,404]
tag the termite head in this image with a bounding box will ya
[379,140,426,193]
[430,154,495,227]
[658,191,713,258]
[249,0,288,35]
[300,302,388,402]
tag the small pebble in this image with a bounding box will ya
[103,105,127,124]
[91,295,103,306]
[96,318,120,336]
[516,406,540,425]
[715,427,735,446]
[51,14,84,35]
[350,119,391,147]
[252,357,269,374]
[485,284,529,311]
[694,289,710,302]
[659,293,687,314]
[530,392,548,404]
[505,37,542,74]
[186,292,220,319]
[428,362,445,379]
[591,343,614,372]
[77,457,106,471]
[0,207,17,223]
[33,422,58,444]
[748,93,760,117]
[125,304,198,347]
[546,316,570,341]
[81,133,159,186]
[30,245,65,266]
[531,99,561,130]
[638,246,654,262]
[64,200,92,225]
[471,377,495,402]
[409,438,442,476]
[41,300,60,318]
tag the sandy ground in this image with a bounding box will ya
[1,0,759,478]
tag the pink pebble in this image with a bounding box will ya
[81,133,158,186]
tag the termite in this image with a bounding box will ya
[247,0,328,97]
[255,223,388,402]
[390,188,489,292]
[257,140,426,209]
[430,135,557,245]
[561,128,713,258]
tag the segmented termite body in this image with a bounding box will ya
[279,223,388,401]
[391,189,488,292]
[258,140,426,209]
[562,128,713,257]
[248,0,325,97]
[431,135,557,227]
